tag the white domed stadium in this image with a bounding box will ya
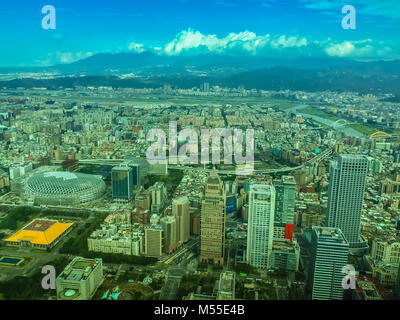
[24,171,106,206]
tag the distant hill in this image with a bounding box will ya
[0,54,399,94]
[0,51,369,77]
[223,60,400,93]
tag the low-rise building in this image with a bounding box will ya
[217,271,236,300]
[4,218,74,249]
[56,256,104,300]
[270,239,300,272]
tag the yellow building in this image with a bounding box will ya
[5,219,74,249]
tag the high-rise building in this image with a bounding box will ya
[200,172,226,265]
[135,186,151,210]
[326,154,368,254]
[122,162,140,186]
[190,210,201,235]
[144,225,163,258]
[111,166,133,200]
[134,166,140,186]
[246,184,276,269]
[173,196,190,246]
[273,175,296,241]
[150,182,167,214]
[308,226,349,300]
[160,216,177,253]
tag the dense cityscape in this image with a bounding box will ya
[0,84,399,302]
[0,1,399,314]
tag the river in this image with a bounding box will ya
[288,105,363,137]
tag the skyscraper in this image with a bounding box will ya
[121,161,140,187]
[111,166,133,200]
[160,215,177,254]
[144,225,163,258]
[273,175,296,241]
[200,172,226,265]
[308,226,349,300]
[246,184,276,269]
[150,182,167,214]
[172,196,190,246]
[326,154,368,254]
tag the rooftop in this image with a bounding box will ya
[5,219,74,245]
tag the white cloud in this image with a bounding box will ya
[38,27,398,67]
[128,42,146,53]
[324,41,356,57]
[160,29,398,59]
[163,29,310,56]
[270,35,308,49]
[36,52,94,66]
[57,52,93,64]
[323,39,394,58]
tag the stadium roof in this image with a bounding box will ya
[5,219,74,245]
[26,171,105,196]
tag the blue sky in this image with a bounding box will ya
[0,0,399,67]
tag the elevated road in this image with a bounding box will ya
[51,147,333,176]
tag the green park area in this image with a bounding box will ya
[300,106,376,135]
[0,206,90,232]
[348,123,376,135]
[271,99,299,111]
[301,106,338,121]
[0,256,69,300]
[145,169,184,193]
[0,206,41,231]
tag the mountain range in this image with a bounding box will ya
[1,52,399,94]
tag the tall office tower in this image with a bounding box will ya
[160,216,177,253]
[122,162,140,186]
[326,154,368,254]
[200,172,226,265]
[135,186,151,210]
[144,225,163,258]
[150,182,167,214]
[190,210,201,235]
[132,164,140,186]
[308,226,349,300]
[111,166,133,200]
[246,184,276,269]
[172,196,190,246]
[273,175,296,241]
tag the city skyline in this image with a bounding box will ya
[0,0,399,306]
